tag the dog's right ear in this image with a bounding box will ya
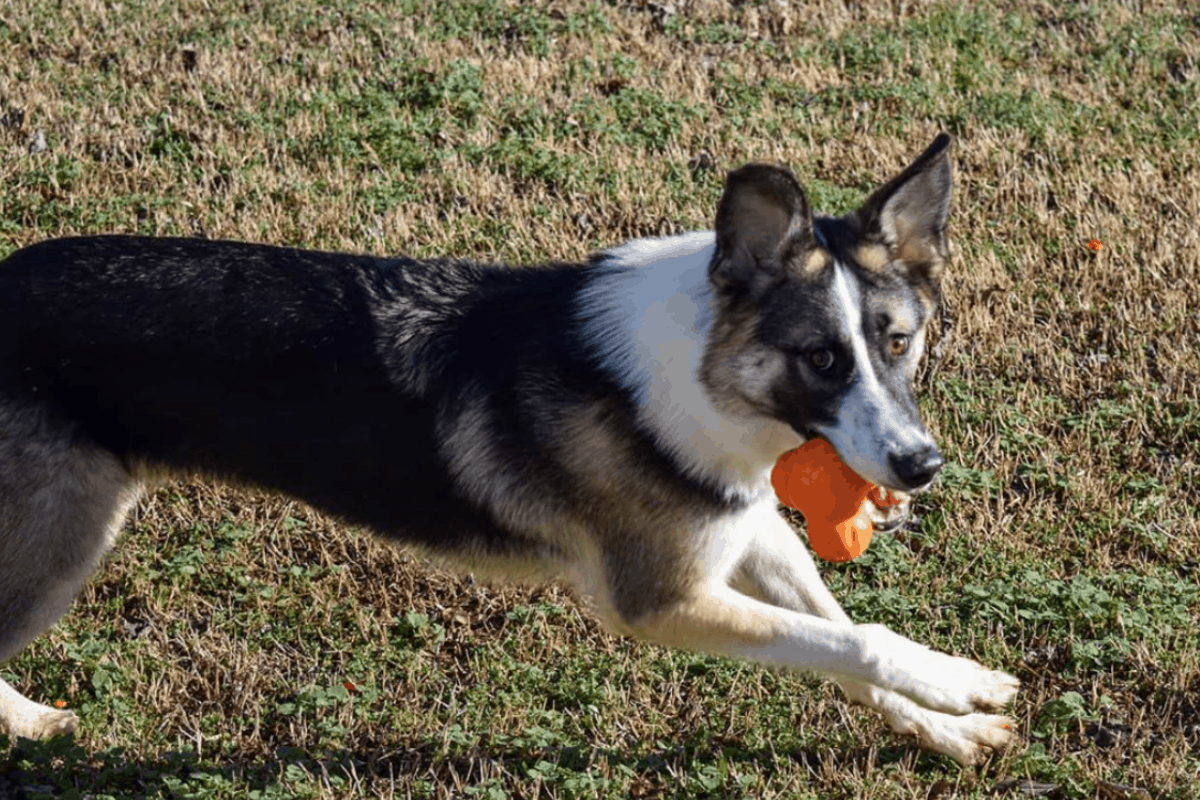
[854,134,953,287]
[710,164,816,297]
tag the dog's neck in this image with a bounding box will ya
[578,232,801,502]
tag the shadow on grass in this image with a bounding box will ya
[0,732,910,799]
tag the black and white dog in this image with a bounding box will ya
[0,134,1018,764]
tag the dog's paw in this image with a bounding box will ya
[896,709,1018,766]
[838,677,1019,766]
[908,655,1020,715]
[3,706,78,741]
[857,624,1020,715]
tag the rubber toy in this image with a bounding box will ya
[771,438,901,562]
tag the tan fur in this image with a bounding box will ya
[698,307,788,420]
[897,240,945,279]
[800,248,832,276]
[851,243,892,272]
[630,590,790,650]
[556,404,704,623]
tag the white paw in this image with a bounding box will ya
[840,678,1019,766]
[857,624,1020,714]
[893,708,1018,766]
[4,706,78,741]
[904,655,1020,714]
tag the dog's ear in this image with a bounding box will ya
[710,164,816,297]
[855,134,952,287]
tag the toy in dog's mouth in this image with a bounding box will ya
[772,438,904,562]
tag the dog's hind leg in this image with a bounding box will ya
[0,418,141,740]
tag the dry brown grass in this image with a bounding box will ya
[1,0,1198,797]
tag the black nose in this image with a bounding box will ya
[887,447,944,490]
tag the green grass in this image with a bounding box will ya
[2,0,1199,797]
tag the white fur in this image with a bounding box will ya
[815,264,937,488]
[626,496,1019,763]
[703,500,1015,711]
[0,678,78,740]
[577,232,800,501]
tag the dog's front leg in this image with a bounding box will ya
[708,502,1019,764]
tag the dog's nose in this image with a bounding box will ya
[888,447,944,490]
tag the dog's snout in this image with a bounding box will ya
[888,448,944,490]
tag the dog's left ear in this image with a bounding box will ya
[855,133,953,286]
[710,163,816,298]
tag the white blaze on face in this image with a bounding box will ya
[816,264,935,488]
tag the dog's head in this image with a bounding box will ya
[701,135,952,495]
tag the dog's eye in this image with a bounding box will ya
[809,349,835,371]
[888,334,910,357]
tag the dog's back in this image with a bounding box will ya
[0,237,607,548]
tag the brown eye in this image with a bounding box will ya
[889,334,910,357]
[809,349,835,371]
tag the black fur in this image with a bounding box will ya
[0,236,738,556]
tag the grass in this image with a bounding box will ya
[1,0,1198,797]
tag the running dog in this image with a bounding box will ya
[0,134,1018,764]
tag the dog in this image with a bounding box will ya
[0,134,1018,765]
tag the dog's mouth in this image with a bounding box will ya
[796,431,938,497]
[787,430,919,533]
[874,475,938,498]
[871,504,912,533]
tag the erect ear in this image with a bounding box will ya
[709,163,817,297]
[855,133,953,286]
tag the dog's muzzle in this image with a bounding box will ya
[887,447,944,491]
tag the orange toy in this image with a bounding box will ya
[772,438,900,562]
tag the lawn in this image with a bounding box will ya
[1,1,1197,797]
